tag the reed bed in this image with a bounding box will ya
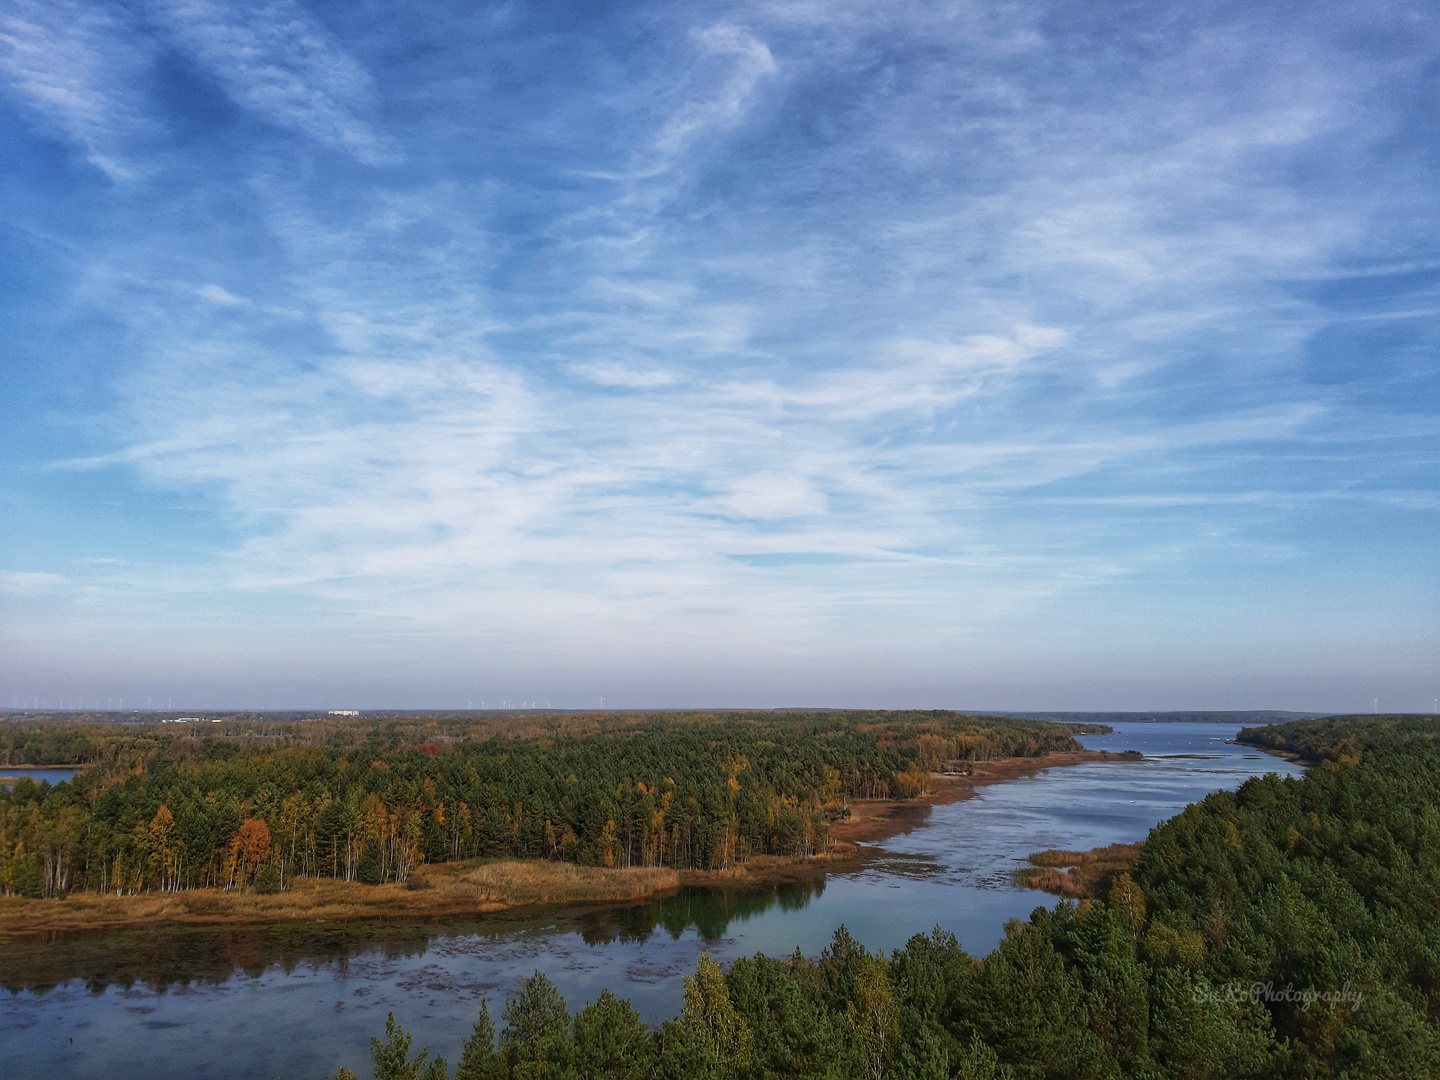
[1012,842,1143,898]
[0,859,679,934]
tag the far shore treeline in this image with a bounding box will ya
[0,711,1092,897]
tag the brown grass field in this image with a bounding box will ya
[0,859,679,936]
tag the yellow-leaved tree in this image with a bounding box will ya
[681,951,752,1076]
[848,955,898,1080]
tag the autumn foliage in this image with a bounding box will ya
[0,710,1088,897]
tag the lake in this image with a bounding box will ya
[0,723,1304,1079]
[0,768,79,788]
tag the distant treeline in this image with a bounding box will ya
[0,711,1089,898]
[333,713,1440,1079]
[1005,711,1321,725]
[1234,712,1437,763]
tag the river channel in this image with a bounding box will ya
[0,723,1304,1079]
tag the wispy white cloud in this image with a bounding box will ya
[714,472,828,520]
[194,283,248,305]
[569,361,676,388]
[150,0,396,163]
[0,0,396,175]
[720,330,1066,420]
[0,570,67,596]
[0,0,154,178]
[5,0,1437,704]
[650,24,777,162]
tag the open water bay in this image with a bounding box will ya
[0,723,1304,1079]
[0,768,79,788]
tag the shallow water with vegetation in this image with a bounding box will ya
[0,723,1303,1079]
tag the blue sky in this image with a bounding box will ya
[1,0,1436,711]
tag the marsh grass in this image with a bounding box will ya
[454,860,679,905]
[0,859,679,934]
[1013,842,1143,898]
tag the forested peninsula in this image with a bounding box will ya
[320,714,1440,1079]
[0,711,1098,915]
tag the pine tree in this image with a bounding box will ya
[455,999,497,1080]
[500,971,571,1077]
[371,1011,449,1080]
[570,989,654,1080]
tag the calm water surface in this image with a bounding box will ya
[0,768,78,788]
[0,723,1303,1079]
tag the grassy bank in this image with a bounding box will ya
[0,859,678,935]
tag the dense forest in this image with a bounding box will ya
[0,711,1088,897]
[328,714,1440,1079]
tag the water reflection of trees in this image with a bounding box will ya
[0,919,440,995]
[0,880,825,994]
[575,881,825,945]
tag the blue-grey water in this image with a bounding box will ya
[0,723,1302,1080]
[0,768,78,787]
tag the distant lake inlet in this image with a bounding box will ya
[0,768,79,788]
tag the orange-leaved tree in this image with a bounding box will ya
[226,817,273,887]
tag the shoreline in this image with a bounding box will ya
[0,860,679,937]
[0,748,1144,935]
[688,748,1144,887]
[1238,742,1308,765]
[1015,740,1307,900]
